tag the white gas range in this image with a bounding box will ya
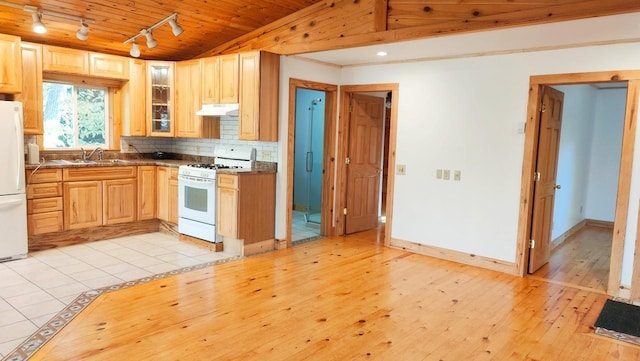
[177,146,255,243]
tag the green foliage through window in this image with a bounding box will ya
[43,82,109,149]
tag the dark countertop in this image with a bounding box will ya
[217,168,277,175]
[25,159,192,170]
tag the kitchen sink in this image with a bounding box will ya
[95,159,131,164]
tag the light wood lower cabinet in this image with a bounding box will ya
[63,166,138,230]
[217,172,275,243]
[103,178,136,225]
[64,180,103,230]
[137,166,156,220]
[156,166,178,223]
[26,168,63,235]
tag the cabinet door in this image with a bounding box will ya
[64,181,102,230]
[219,54,239,103]
[156,167,169,221]
[15,43,42,134]
[201,56,220,104]
[137,166,156,220]
[89,53,129,79]
[168,177,179,224]
[0,34,22,94]
[42,45,88,75]
[103,178,137,225]
[123,59,146,136]
[217,187,238,238]
[239,52,260,141]
[176,59,202,138]
[147,61,175,137]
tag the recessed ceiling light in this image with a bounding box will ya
[376,51,387,57]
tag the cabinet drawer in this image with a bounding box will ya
[28,211,64,235]
[27,168,62,183]
[27,183,62,199]
[217,174,238,189]
[27,197,63,214]
[64,166,136,181]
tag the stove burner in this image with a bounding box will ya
[186,163,242,170]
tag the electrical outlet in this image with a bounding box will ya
[127,143,134,151]
[454,170,461,181]
[196,145,201,154]
[396,164,406,175]
[436,169,443,179]
[443,169,450,180]
[263,150,272,161]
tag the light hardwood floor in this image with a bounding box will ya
[30,227,637,360]
[531,225,612,293]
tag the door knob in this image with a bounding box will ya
[554,184,561,190]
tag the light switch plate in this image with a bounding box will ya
[454,170,461,181]
[436,169,443,179]
[443,169,450,180]
[396,164,406,175]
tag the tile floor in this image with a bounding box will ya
[0,232,234,359]
[291,210,321,243]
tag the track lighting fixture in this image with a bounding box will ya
[123,13,184,58]
[76,21,89,41]
[31,12,46,34]
[0,1,94,38]
[143,30,157,48]
[129,42,141,58]
[168,18,183,36]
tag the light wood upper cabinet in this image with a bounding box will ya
[15,43,43,135]
[0,33,22,94]
[122,59,146,136]
[239,51,279,141]
[219,54,239,103]
[147,61,175,137]
[42,45,89,75]
[201,56,220,104]
[89,53,130,80]
[176,59,202,138]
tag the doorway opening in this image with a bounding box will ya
[292,88,326,243]
[516,71,640,298]
[526,83,626,293]
[286,79,338,247]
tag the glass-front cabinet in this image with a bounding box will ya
[146,61,175,137]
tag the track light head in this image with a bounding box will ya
[144,31,157,48]
[129,42,140,57]
[76,21,88,41]
[168,18,183,36]
[31,12,46,34]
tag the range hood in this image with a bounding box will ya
[196,103,239,117]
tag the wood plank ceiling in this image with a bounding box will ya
[0,0,638,60]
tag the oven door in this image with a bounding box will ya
[178,175,216,224]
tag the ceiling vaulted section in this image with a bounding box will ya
[0,0,639,60]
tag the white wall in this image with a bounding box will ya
[551,85,597,240]
[585,88,626,221]
[335,37,640,285]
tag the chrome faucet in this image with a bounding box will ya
[81,147,104,161]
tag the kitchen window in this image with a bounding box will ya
[42,81,111,149]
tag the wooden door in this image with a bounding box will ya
[168,169,179,224]
[176,59,202,138]
[137,166,156,220]
[345,93,385,234]
[239,52,260,140]
[528,86,564,273]
[201,56,220,104]
[124,59,146,136]
[219,54,239,103]
[156,167,169,222]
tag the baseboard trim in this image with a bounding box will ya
[389,238,518,275]
[586,219,615,228]
[551,219,587,250]
[28,219,160,252]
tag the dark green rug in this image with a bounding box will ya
[594,299,640,345]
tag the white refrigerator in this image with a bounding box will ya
[0,101,27,261]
